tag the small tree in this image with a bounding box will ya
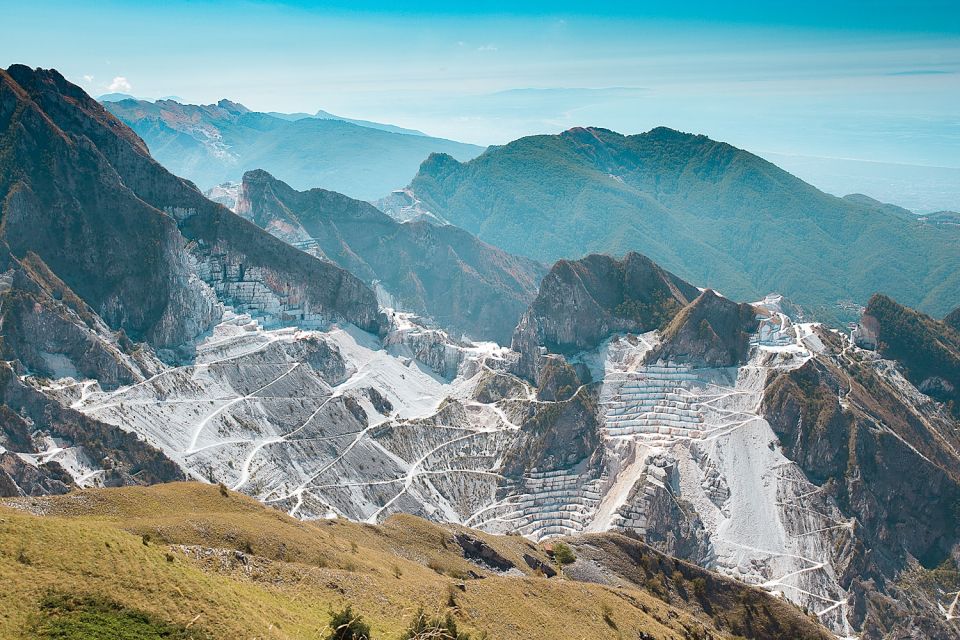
[552,542,576,565]
[326,605,372,640]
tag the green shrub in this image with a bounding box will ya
[552,542,576,565]
[325,605,372,640]
[31,593,208,639]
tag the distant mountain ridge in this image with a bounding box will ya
[266,107,428,136]
[97,91,137,102]
[409,126,960,322]
[102,97,484,200]
[760,151,960,214]
[237,169,547,344]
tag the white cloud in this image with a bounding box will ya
[476,44,498,52]
[82,74,94,83]
[107,76,131,93]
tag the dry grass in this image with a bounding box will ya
[0,482,738,640]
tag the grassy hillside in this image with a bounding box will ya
[410,126,960,322]
[0,483,831,640]
[104,99,484,200]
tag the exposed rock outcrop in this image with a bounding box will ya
[763,326,960,638]
[861,293,959,414]
[501,384,603,479]
[0,66,220,350]
[0,65,385,372]
[0,361,184,497]
[0,247,159,388]
[384,319,467,380]
[511,252,698,381]
[648,289,758,367]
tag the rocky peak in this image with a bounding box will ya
[647,289,759,367]
[639,125,705,144]
[511,251,698,381]
[5,64,151,157]
[239,168,386,231]
[560,125,616,142]
[216,98,250,114]
[417,151,462,180]
[0,360,184,497]
[1,65,220,350]
[1,65,387,362]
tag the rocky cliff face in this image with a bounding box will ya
[648,289,758,367]
[236,169,545,344]
[860,293,960,415]
[0,361,184,497]
[763,325,960,638]
[0,247,161,388]
[0,66,385,367]
[0,66,220,350]
[511,252,699,381]
[184,221,385,340]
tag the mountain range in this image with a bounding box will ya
[234,169,546,345]
[407,126,960,322]
[102,97,484,200]
[265,107,428,136]
[2,65,960,639]
[0,63,384,492]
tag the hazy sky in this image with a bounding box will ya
[4,1,959,167]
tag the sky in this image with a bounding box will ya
[3,0,960,168]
